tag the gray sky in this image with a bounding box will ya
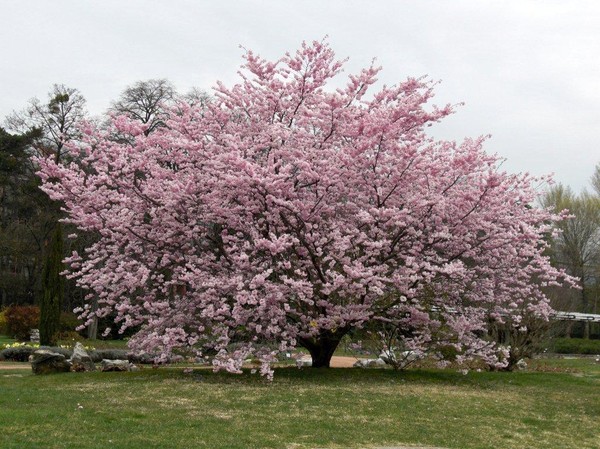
[2,0,599,192]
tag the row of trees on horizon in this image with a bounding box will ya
[1,80,599,344]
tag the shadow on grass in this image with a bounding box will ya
[139,363,598,391]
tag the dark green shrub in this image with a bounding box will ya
[549,338,600,354]
[3,305,40,340]
[437,344,459,361]
[0,345,74,362]
[59,312,83,334]
[57,330,85,343]
[0,345,36,362]
[89,349,129,363]
[87,349,156,364]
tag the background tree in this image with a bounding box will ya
[0,127,45,307]
[4,84,87,344]
[591,164,600,197]
[39,41,574,376]
[109,79,177,136]
[542,184,600,338]
[182,87,212,109]
[6,84,86,162]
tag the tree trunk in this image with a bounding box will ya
[299,329,346,368]
[583,321,590,339]
[87,296,98,340]
[581,274,590,339]
[39,223,64,346]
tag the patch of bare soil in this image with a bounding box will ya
[0,362,29,370]
[329,356,360,368]
[0,357,362,370]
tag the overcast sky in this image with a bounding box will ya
[2,0,599,192]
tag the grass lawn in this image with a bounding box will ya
[0,358,599,449]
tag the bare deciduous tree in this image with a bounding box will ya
[5,84,86,163]
[109,79,176,135]
[591,164,600,197]
[542,185,600,338]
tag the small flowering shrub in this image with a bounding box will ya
[3,305,40,341]
[487,311,552,371]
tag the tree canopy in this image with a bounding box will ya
[38,40,573,376]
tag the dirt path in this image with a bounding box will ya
[329,356,360,368]
[0,362,29,370]
[0,356,362,370]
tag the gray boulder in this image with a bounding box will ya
[100,359,139,372]
[69,342,96,372]
[353,358,386,368]
[89,349,157,364]
[295,356,313,368]
[89,349,128,363]
[516,359,528,371]
[30,350,71,375]
[40,346,73,358]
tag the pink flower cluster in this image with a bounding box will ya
[38,40,573,377]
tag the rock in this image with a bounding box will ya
[29,328,40,343]
[516,359,528,370]
[379,349,396,364]
[400,350,419,361]
[30,350,71,375]
[353,358,386,368]
[353,359,366,367]
[89,349,128,363]
[100,359,138,372]
[69,342,96,372]
[128,352,159,364]
[296,356,312,368]
[373,357,386,366]
[40,346,72,358]
[88,349,156,364]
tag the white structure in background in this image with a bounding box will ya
[551,312,600,323]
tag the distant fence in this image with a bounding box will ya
[551,311,600,323]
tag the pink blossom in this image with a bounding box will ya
[38,39,575,376]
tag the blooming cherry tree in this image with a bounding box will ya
[38,40,571,377]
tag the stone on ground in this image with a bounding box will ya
[69,342,96,372]
[353,357,386,368]
[100,359,138,372]
[30,350,71,375]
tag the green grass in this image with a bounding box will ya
[1,358,599,449]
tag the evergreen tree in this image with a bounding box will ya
[40,223,64,344]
